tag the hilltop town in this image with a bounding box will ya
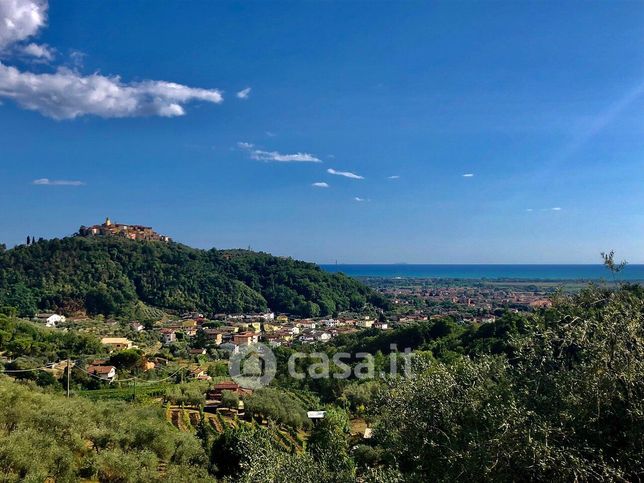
[78,217,171,242]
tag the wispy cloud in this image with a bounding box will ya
[312,182,329,188]
[33,178,85,186]
[327,168,364,180]
[462,173,474,178]
[0,0,224,119]
[236,87,251,100]
[527,207,563,212]
[387,175,400,180]
[354,197,367,202]
[22,42,55,61]
[238,142,321,163]
[265,131,276,137]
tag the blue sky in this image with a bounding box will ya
[1,1,643,263]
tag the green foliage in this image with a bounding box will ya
[0,236,380,317]
[0,378,211,482]
[164,382,208,406]
[209,424,349,482]
[0,314,103,361]
[371,285,644,481]
[109,348,143,371]
[220,389,240,410]
[307,407,355,480]
[244,387,312,430]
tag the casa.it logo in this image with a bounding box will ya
[228,343,277,389]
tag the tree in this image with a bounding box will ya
[371,285,644,481]
[601,249,627,284]
[109,349,143,371]
[220,390,240,410]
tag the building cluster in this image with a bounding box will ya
[382,283,553,323]
[154,311,389,353]
[78,217,171,242]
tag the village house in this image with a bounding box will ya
[263,333,284,347]
[206,380,253,401]
[46,314,65,327]
[160,329,176,345]
[79,217,171,242]
[231,321,261,332]
[87,365,117,383]
[189,368,211,381]
[131,322,144,332]
[283,325,300,335]
[218,342,240,354]
[181,312,204,320]
[317,332,332,342]
[100,337,133,352]
[35,313,66,328]
[233,332,259,346]
[356,319,374,329]
[321,318,338,328]
[202,328,224,345]
[297,319,317,329]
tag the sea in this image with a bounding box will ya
[319,264,644,281]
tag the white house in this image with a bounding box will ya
[46,314,65,328]
[317,332,332,342]
[356,319,374,329]
[87,365,117,383]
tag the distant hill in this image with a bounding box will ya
[0,237,387,318]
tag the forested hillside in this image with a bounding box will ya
[0,237,383,317]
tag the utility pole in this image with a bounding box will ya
[66,358,71,398]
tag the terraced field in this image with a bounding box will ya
[166,405,307,452]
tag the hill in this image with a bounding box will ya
[0,237,385,318]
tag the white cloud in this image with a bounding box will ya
[387,175,400,180]
[236,87,251,99]
[0,0,47,52]
[252,150,320,163]
[526,208,534,212]
[0,63,223,119]
[462,173,474,177]
[265,131,276,137]
[551,207,562,211]
[237,141,321,163]
[354,197,366,202]
[0,0,224,119]
[327,168,364,180]
[33,178,84,186]
[312,182,329,188]
[22,42,53,60]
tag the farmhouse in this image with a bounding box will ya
[87,365,117,383]
[100,337,133,351]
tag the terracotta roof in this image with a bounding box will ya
[88,365,115,374]
[213,380,240,390]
